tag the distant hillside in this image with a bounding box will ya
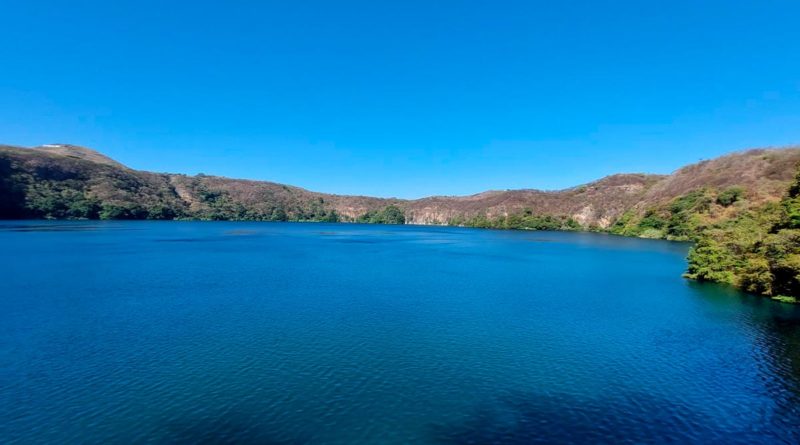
[405,173,664,227]
[2,144,800,237]
[0,144,396,222]
[408,148,800,238]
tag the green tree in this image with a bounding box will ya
[717,187,744,207]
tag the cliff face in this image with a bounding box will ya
[1,143,799,229]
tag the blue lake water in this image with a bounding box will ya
[1,221,799,444]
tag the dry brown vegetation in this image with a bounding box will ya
[405,174,663,227]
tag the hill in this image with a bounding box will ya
[406,148,800,238]
[2,144,799,232]
[0,144,397,221]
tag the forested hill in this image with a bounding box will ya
[2,144,800,232]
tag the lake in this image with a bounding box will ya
[1,221,799,444]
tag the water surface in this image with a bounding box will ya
[1,221,799,444]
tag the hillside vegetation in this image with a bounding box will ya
[3,144,798,229]
[685,169,800,303]
[0,144,397,222]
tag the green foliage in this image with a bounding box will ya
[739,255,773,295]
[451,211,582,231]
[297,198,341,222]
[685,172,800,302]
[358,205,405,224]
[270,207,287,221]
[609,210,637,235]
[639,228,664,239]
[779,195,800,229]
[788,168,800,198]
[0,152,191,220]
[685,233,736,284]
[609,189,719,241]
[670,189,712,214]
[639,210,668,231]
[0,159,30,218]
[772,295,798,304]
[564,218,582,230]
[98,202,148,220]
[24,181,104,219]
[716,186,744,207]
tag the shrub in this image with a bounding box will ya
[358,205,406,225]
[716,187,744,207]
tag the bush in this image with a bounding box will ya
[685,235,736,284]
[358,205,406,225]
[717,187,744,207]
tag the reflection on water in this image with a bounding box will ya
[0,221,799,444]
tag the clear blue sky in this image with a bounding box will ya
[2,1,800,198]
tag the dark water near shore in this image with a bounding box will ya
[1,221,799,444]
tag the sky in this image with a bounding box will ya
[2,1,800,198]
